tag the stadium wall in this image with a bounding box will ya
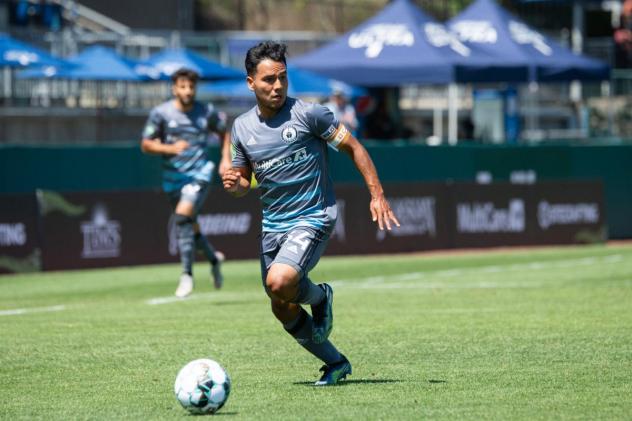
[1,143,630,238]
[0,182,605,273]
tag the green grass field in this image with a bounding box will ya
[1,244,631,420]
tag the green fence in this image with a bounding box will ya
[2,143,631,238]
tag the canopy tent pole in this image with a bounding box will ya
[433,105,443,141]
[527,81,539,139]
[3,67,12,100]
[570,0,584,102]
[448,83,458,145]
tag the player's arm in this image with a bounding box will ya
[218,131,232,177]
[338,134,400,231]
[310,102,399,230]
[140,138,188,156]
[207,106,232,176]
[140,109,188,156]
[222,166,252,197]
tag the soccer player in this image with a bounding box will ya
[222,42,400,385]
[141,68,230,298]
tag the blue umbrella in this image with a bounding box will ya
[447,0,609,82]
[142,48,243,80]
[0,33,68,68]
[18,45,143,81]
[197,64,366,98]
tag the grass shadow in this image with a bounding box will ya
[293,379,401,386]
[187,411,238,416]
[428,379,447,384]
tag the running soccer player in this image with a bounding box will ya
[141,68,230,298]
[222,42,400,385]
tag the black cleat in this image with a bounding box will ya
[315,355,352,386]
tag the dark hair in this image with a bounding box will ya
[245,41,287,76]
[171,68,199,84]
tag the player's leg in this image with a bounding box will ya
[194,226,225,289]
[270,293,350,386]
[268,228,334,343]
[261,230,349,385]
[173,198,196,298]
[188,182,224,289]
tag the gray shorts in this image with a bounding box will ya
[168,181,210,216]
[259,226,330,288]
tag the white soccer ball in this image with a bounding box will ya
[174,358,231,414]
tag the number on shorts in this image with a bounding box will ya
[288,231,311,251]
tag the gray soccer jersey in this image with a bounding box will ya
[231,97,350,233]
[143,100,226,193]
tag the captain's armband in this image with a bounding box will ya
[322,123,350,151]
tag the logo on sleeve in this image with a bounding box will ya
[143,124,156,138]
[281,125,299,144]
[247,136,257,146]
[197,117,208,130]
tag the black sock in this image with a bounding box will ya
[283,308,341,365]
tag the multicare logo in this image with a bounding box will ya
[254,147,308,172]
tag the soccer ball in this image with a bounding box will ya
[174,358,231,414]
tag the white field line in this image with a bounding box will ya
[146,291,261,306]
[146,254,626,303]
[330,254,624,290]
[0,305,66,317]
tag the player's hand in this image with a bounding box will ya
[218,157,231,178]
[370,194,400,231]
[222,168,241,193]
[171,140,189,155]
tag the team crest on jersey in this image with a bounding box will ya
[281,125,299,144]
[197,117,207,130]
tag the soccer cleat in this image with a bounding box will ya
[315,355,352,386]
[211,251,225,289]
[311,283,333,344]
[175,273,194,298]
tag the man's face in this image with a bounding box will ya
[247,59,288,113]
[172,77,196,106]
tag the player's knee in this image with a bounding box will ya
[265,272,293,300]
[265,273,285,295]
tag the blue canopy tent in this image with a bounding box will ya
[292,0,532,142]
[19,46,143,81]
[447,0,609,82]
[292,0,527,86]
[141,48,243,81]
[17,46,150,109]
[1,33,70,100]
[197,65,366,99]
[0,33,67,68]
[293,0,462,86]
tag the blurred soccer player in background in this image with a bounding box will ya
[141,68,231,298]
[222,42,399,385]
